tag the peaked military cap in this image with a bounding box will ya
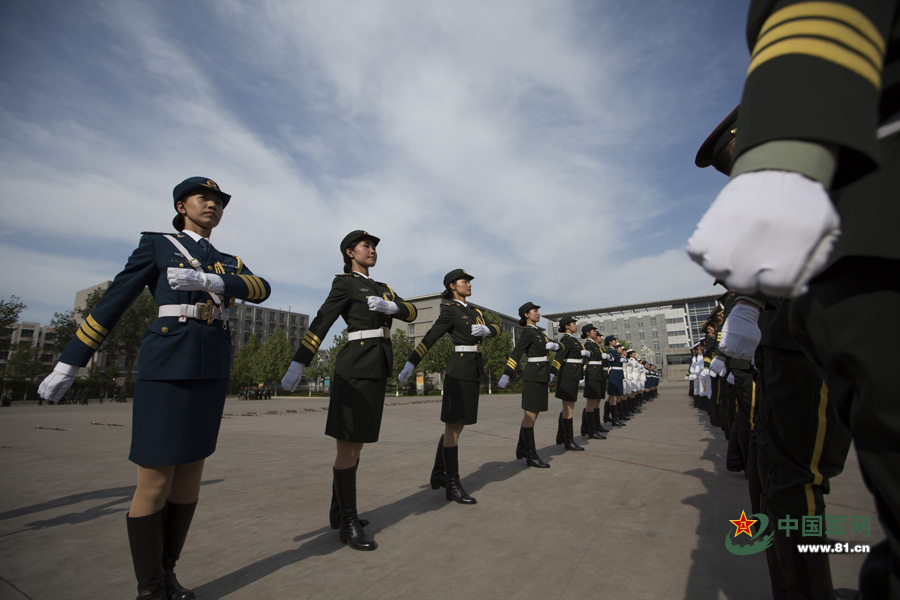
[340,230,380,256]
[558,315,576,327]
[443,268,474,289]
[604,334,617,344]
[518,302,540,318]
[173,177,231,208]
[695,106,739,175]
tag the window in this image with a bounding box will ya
[20,329,34,338]
[666,318,682,324]
[624,322,630,329]
[44,332,56,341]
[652,330,658,338]
[279,313,285,323]
[639,331,645,340]
[408,324,416,335]
[650,316,657,325]
[290,315,297,325]
[653,342,660,351]
[269,313,275,323]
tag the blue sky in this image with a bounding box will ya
[1,0,751,328]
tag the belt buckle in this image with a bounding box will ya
[381,326,390,338]
[197,301,214,325]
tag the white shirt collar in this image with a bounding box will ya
[181,230,209,243]
[453,299,468,307]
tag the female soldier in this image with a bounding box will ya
[580,324,608,440]
[497,302,560,468]
[281,230,418,551]
[550,316,590,451]
[39,177,270,600]
[603,336,627,427]
[398,269,502,504]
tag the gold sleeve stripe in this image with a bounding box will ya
[415,342,427,358]
[758,2,885,54]
[79,323,104,343]
[247,276,265,299]
[301,339,318,353]
[383,284,397,300]
[76,329,100,349]
[749,4,884,88]
[86,315,108,335]
[704,357,712,364]
[240,275,264,300]
[403,302,418,321]
[491,324,501,335]
[305,331,322,346]
[551,360,560,369]
[238,275,255,298]
[507,358,517,368]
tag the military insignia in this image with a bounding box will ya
[360,287,370,292]
[205,179,219,190]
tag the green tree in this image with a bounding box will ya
[303,351,325,393]
[418,334,453,392]
[49,310,78,355]
[3,341,41,401]
[0,296,27,356]
[230,334,260,389]
[255,328,293,387]
[480,311,512,393]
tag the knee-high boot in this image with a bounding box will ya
[563,418,584,451]
[333,465,378,550]
[580,408,588,436]
[431,434,448,489]
[612,404,626,427]
[331,460,368,528]
[603,400,612,424]
[555,412,565,445]
[515,427,527,460]
[594,408,609,433]
[126,509,167,600]
[162,501,197,600]
[442,445,476,504]
[586,410,606,440]
[523,427,550,468]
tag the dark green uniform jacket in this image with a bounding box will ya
[292,272,417,379]
[583,339,606,380]
[503,325,551,383]
[550,334,585,381]
[406,300,502,382]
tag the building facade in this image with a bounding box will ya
[226,300,309,358]
[543,295,719,382]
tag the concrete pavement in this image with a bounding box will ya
[0,382,880,599]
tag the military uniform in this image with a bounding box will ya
[406,299,501,425]
[582,337,606,400]
[59,230,270,466]
[550,333,584,403]
[293,271,417,442]
[503,325,552,413]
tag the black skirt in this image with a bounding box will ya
[441,375,480,425]
[583,375,605,399]
[521,380,549,412]
[554,376,580,403]
[129,378,228,466]
[326,374,387,443]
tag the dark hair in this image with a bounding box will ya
[558,324,566,333]
[580,332,588,339]
[441,289,453,300]
[172,213,185,231]
[342,241,359,274]
[518,316,527,326]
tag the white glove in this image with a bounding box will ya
[38,362,79,402]
[727,373,735,385]
[549,374,556,383]
[280,361,304,391]
[709,357,727,377]
[601,353,610,360]
[398,361,415,384]
[167,268,224,293]
[367,296,398,314]
[689,374,698,381]
[498,374,510,389]
[471,324,492,337]
[719,303,762,360]
[701,368,710,377]
[546,342,560,351]
[687,171,840,298]
[580,350,591,357]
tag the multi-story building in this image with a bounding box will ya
[0,322,57,373]
[389,293,522,348]
[226,300,309,358]
[543,295,719,381]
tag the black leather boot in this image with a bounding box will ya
[603,401,612,424]
[162,501,197,600]
[442,445,476,504]
[333,465,377,550]
[523,427,550,468]
[594,408,609,433]
[430,435,448,489]
[555,412,565,445]
[126,509,167,600]
[330,460,368,529]
[515,427,527,460]
[563,418,584,451]
[586,411,606,440]
[580,408,588,436]
[612,404,626,427]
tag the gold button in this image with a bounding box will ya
[161,327,169,333]
[207,265,213,270]
[360,341,364,346]
[179,263,184,267]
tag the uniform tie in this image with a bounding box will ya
[198,238,210,261]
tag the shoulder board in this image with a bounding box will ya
[335,273,350,277]
[443,302,454,307]
[375,280,390,286]
[140,231,179,236]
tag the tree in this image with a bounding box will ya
[49,310,78,355]
[324,328,349,382]
[418,334,453,392]
[255,328,293,387]
[3,341,41,401]
[480,311,512,393]
[390,329,415,395]
[0,296,27,356]
[230,334,260,390]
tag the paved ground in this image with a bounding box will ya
[0,382,881,599]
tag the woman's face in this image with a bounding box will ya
[526,308,540,322]
[178,192,223,230]
[588,330,599,340]
[348,240,377,269]
[566,321,578,334]
[450,278,472,298]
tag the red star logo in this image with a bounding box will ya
[729,510,757,538]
